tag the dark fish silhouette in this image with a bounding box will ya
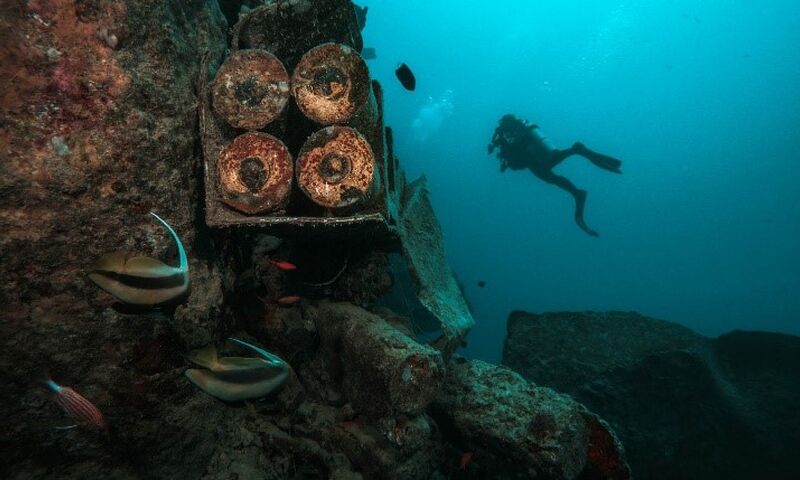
[395,63,416,91]
[354,4,368,31]
[362,47,377,60]
[477,281,486,288]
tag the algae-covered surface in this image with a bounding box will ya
[1,1,627,478]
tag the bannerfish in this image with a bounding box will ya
[394,63,416,91]
[88,212,189,306]
[46,377,107,431]
[184,338,289,402]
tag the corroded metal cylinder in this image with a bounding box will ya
[232,0,362,71]
[348,80,383,169]
[218,132,293,214]
[296,126,374,208]
[212,49,290,130]
[291,43,369,125]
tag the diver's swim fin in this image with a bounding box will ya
[590,153,622,173]
[574,143,622,173]
[576,218,600,237]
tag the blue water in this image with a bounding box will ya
[363,1,800,362]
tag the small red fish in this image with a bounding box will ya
[46,378,107,431]
[270,259,297,271]
[339,420,360,430]
[460,451,474,470]
[276,295,301,305]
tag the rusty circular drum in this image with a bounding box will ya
[212,49,290,130]
[218,132,293,214]
[291,43,370,125]
[296,126,374,208]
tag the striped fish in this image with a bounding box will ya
[89,212,189,306]
[46,379,107,431]
[184,338,289,402]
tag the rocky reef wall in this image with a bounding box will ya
[1,0,230,476]
[502,311,800,479]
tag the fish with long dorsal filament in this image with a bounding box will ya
[88,212,189,306]
[184,338,289,402]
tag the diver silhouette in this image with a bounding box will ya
[488,114,622,237]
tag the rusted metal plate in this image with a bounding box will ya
[396,174,474,358]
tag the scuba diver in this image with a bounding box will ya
[488,114,622,237]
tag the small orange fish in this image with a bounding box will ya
[460,451,474,470]
[276,295,301,305]
[270,260,297,271]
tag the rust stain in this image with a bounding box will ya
[218,132,294,214]
[296,126,374,208]
[291,43,369,124]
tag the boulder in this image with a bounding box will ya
[306,302,445,420]
[430,357,630,480]
[503,311,800,479]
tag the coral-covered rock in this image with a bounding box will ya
[298,402,442,480]
[0,0,228,477]
[173,261,229,348]
[431,357,630,480]
[503,311,800,480]
[308,302,445,419]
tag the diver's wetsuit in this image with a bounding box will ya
[488,114,622,237]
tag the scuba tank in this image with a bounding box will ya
[530,125,555,151]
[490,116,554,170]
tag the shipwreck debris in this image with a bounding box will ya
[291,42,370,125]
[296,126,376,208]
[217,132,294,214]
[211,49,290,130]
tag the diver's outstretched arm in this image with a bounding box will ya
[533,169,599,237]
